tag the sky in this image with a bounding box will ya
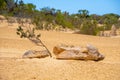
[23,0,120,15]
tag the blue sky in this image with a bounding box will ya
[23,0,120,15]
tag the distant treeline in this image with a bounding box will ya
[0,0,120,35]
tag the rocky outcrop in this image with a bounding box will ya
[53,44,104,61]
[110,25,117,36]
[22,50,49,58]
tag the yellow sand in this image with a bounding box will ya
[0,21,120,80]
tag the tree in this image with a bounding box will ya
[89,14,101,21]
[4,0,18,12]
[100,13,119,30]
[78,9,89,18]
[55,10,64,26]
[26,3,36,14]
[0,0,7,13]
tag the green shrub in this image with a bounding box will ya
[16,26,41,38]
[80,20,99,35]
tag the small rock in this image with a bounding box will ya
[22,50,49,58]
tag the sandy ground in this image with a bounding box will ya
[0,20,120,80]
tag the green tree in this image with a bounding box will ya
[55,10,64,26]
[55,10,73,29]
[78,9,89,18]
[89,14,101,21]
[26,3,36,14]
[0,0,7,13]
[101,13,119,30]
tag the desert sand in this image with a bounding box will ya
[0,20,120,80]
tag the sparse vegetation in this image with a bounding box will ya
[0,0,120,35]
[16,26,40,39]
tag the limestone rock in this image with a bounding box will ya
[53,44,104,61]
[86,44,104,60]
[22,50,49,58]
[110,25,117,36]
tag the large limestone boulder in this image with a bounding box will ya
[53,44,104,61]
[22,50,49,58]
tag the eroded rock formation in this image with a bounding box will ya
[53,44,104,61]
